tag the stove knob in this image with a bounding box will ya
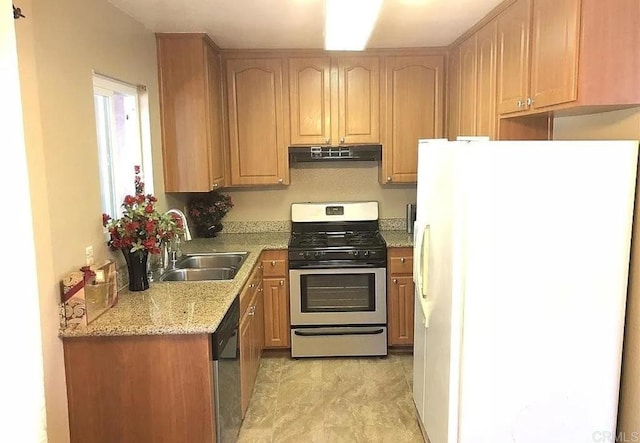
[353,250,360,257]
[314,251,323,258]
[363,250,370,257]
[303,251,312,259]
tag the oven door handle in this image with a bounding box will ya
[294,328,385,337]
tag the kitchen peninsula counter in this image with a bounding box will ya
[60,232,289,338]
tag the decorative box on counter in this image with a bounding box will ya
[60,260,118,329]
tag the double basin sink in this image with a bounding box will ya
[158,252,248,282]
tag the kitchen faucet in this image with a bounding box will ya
[161,208,192,269]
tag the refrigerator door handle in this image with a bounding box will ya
[419,225,430,299]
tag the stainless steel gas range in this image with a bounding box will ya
[287,201,387,358]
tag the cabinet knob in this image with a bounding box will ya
[211,183,219,189]
[259,264,264,270]
[387,176,392,182]
[249,283,255,289]
[248,306,255,316]
[258,287,263,292]
[279,280,284,286]
[516,100,524,108]
[278,178,284,184]
[400,257,406,263]
[325,138,330,145]
[393,278,398,284]
[271,260,277,266]
[340,137,345,144]
[526,97,534,107]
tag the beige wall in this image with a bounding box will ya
[169,163,417,222]
[554,107,640,436]
[15,1,164,441]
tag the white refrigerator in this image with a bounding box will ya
[412,139,639,443]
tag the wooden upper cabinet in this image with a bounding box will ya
[447,48,461,141]
[530,0,580,109]
[226,58,289,186]
[382,54,444,184]
[459,35,478,136]
[496,0,531,115]
[205,44,225,189]
[288,57,332,145]
[337,56,381,144]
[157,34,225,192]
[476,20,498,139]
[287,55,380,146]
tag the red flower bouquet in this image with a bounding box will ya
[102,166,183,254]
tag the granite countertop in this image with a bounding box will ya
[60,231,411,339]
[60,232,289,338]
[381,230,414,248]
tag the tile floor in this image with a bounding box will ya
[237,350,424,443]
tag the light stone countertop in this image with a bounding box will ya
[381,230,414,248]
[60,232,289,338]
[60,231,410,338]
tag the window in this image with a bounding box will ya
[93,74,153,218]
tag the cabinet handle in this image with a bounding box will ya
[211,183,219,189]
[279,280,284,286]
[278,178,284,184]
[393,278,398,284]
[516,100,524,108]
[258,287,263,292]
[340,137,345,144]
[400,257,406,263]
[249,283,255,289]
[386,176,392,183]
[526,97,534,107]
[248,306,255,316]
[271,260,277,266]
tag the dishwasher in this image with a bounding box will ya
[211,296,241,442]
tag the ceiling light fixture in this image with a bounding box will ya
[324,0,383,51]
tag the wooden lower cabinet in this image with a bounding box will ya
[240,264,265,416]
[387,247,415,346]
[64,334,215,443]
[261,250,290,348]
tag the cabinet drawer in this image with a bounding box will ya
[240,263,263,315]
[261,250,287,277]
[388,248,414,275]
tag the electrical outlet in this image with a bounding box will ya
[85,245,94,266]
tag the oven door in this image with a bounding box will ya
[289,267,386,326]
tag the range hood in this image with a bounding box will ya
[289,145,382,163]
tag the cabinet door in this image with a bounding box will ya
[496,0,531,114]
[157,35,212,192]
[383,55,444,184]
[530,0,580,109]
[288,57,332,145]
[239,311,252,417]
[447,48,461,140]
[205,44,226,190]
[337,56,381,144]
[226,58,289,186]
[263,277,290,348]
[388,276,415,346]
[459,35,478,136]
[254,283,265,359]
[476,20,498,139]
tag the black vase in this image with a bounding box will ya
[121,248,149,291]
[196,222,224,238]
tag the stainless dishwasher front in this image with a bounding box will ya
[211,296,241,442]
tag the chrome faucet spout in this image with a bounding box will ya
[165,208,192,241]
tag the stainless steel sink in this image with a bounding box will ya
[156,252,249,282]
[175,252,248,269]
[159,267,237,282]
